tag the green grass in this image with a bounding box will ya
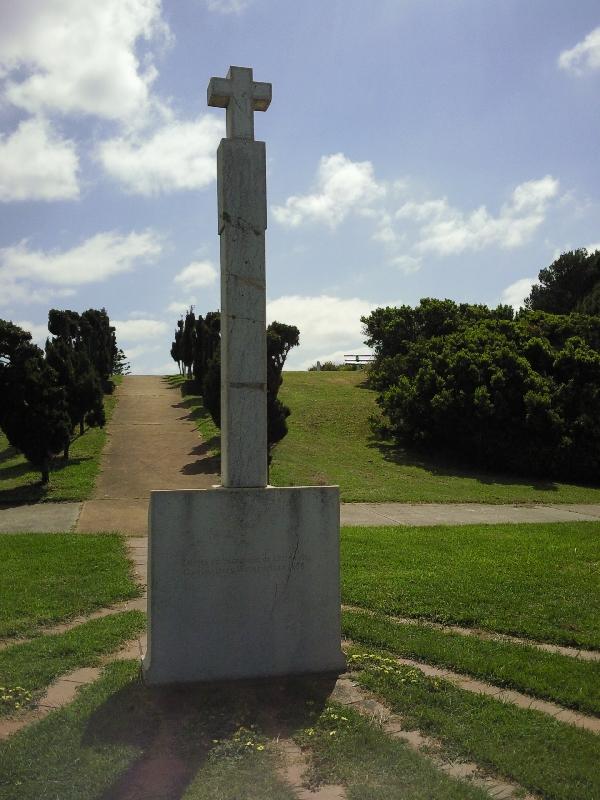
[343,609,600,716]
[0,658,492,800]
[0,534,141,639]
[0,661,145,800]
[296,702,488,799]
[0,611,145,715]
[0,383,120,504]
[270,371,600,503]
[0,661,296,800]
[348,646,600,800]
[341,522,600,648]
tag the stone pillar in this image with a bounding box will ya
[218,139,268,488]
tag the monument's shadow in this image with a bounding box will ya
[84,671,337,800]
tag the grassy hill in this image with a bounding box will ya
[269,371,600,504]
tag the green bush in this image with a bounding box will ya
[363,301,600,482]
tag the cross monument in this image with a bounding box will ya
[142,67,344,685]
[208,66,271,488]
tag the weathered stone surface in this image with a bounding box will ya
[218,137,268,488]
[143,486,345,685]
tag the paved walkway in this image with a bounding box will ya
[2,499,600,533]
[75,376,219,536]
[339,501,600,526]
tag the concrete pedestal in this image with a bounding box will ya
[142,486,345,685]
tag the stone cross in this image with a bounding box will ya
[208,66,272,140]
[208,66,272,488]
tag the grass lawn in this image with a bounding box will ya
[296,702,488,799]
[0,660,491,800]
[0,380,120,504]
[0,534,141,639]
[349,646,600,800]
[0,611,145,715]
[341,522,600,648]
[271,371,600,503]
[343,609,600,715]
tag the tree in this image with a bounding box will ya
[79,308,117,391]
[266,322,300,447]
[46,310,106,456]
[170,319,184,374]
[112,348,131,375]
[525,249,600,314]
[363,305,600,483]
[181,308,196,378]
[0,320,71,484]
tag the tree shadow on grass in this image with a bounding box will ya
[85,671,336,800]
[367,435,561,493]
[0,455,91,506]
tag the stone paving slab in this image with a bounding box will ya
[340,502,600,526]
[0,502,81,533]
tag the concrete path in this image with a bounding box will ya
[76,376,219,536]
[2,499,600,534]
[0,502,81,533]
[340,501,600,526]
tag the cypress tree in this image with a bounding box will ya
[0,320,71,484]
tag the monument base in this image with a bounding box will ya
[142,486,345,685]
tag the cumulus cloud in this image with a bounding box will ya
[0,230,161,309]
[558,27,600,76]
[586,242,600,254]
[272,153,385,228]
[113,318,169,342]
[500,277,536,309]
[266,294,382,369]
[0,0,170,121]
[405,176,560,256]
[174,260,218,289]
[98,116,223,195]
[0,118,79,202]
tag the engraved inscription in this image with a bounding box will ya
[185,554,311,578]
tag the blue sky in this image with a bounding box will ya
[0,0,599,371]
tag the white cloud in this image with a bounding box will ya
[411,176,560,256]
[272,153,385,228]
[389,254,422,274]
[0,118,79,202]
[205,0,250,12]
[266,294,381,369]
[0,230,162,307]
[166,298,197,315]
[558,27,600,76]
[500,277,536,309]
[113,318,169,342]
[124,344,161,360]
[174,260,218,289]
[0,272,75,307]
[0,0,170,121]
[586,242,600,254]
[13,320,49,348]
[98,115,223,195]
[396,199,449,222]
